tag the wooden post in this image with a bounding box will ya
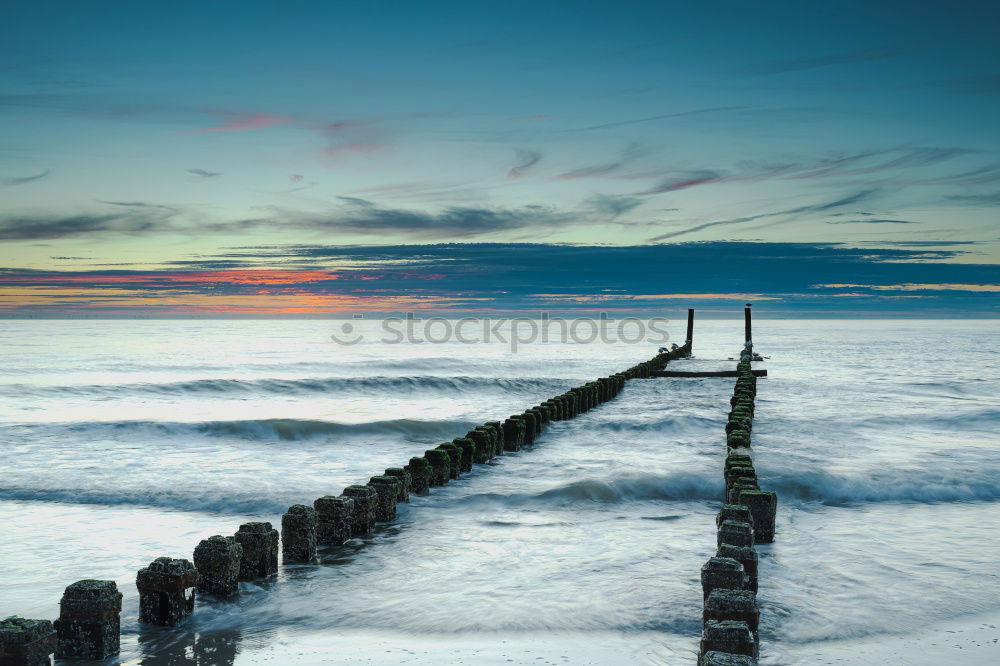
[686,308,695,348]
[744,304,752,343]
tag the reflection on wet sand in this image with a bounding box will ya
[137,627,241,666]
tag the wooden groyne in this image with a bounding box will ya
[1,339,694,664]
[698,324,778,665]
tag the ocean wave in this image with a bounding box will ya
[465,463,1000,508]
[590,414,724,434]
[767,465,1000,504]
[464,473,725,506]
[0,486,290,515]
[0,375,569,398]
[767,407,1000,434]
[7,418,474,442]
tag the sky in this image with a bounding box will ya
[1,1,998,316]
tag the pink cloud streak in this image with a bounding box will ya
[194,112,291,133]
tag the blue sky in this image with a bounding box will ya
[1,1,998,314]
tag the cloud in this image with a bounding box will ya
[587,194,644,218]
[946,192,1000,206]
[567,106,750,132]
[825,218,917,224]
[2,169,50,186]
[556,143,645,180]
[649,189,881,240]
[187,168,222,178]
[0,214,159,240]
[0,200,181,240]
[193,111,289,133]
[641,170,728,194]
[507,149,542,179]
[735,46,914,76]
[6,242,995,315]
[262,202,575,238]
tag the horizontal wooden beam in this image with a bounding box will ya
[651,370,767,378]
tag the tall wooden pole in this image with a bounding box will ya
[744,304,752,343]
[686,308,695,350]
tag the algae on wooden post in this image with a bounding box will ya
[700,557,746,601]
[1,616,57,666]
[340,486,377,536]
[53,579,122,659]
[406,457,432,495]
[136,557,197,626]
[234,522,279,580]
[314,496,354,545]
[193,536,243,598]
[281,504,318,563]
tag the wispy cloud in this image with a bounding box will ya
[826,218,917,224]
[567,106,749,132]
[187,168,222,178]
[193,111,290,133]
[649,189,881,240]
[507,149,542,179]
[250,200,575,238]
[0,214,157,240]
[637,147,981,196]
[735,46,914,76]
[587,194,644,218]
[2,169,50,186]
[556,143,645,180]
[946,192,1000,206]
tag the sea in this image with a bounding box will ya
[1,318,998,665]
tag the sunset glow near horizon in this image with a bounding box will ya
[2,1,998,316]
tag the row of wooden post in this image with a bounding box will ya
[0,341,692,665]
[698,325,778,665]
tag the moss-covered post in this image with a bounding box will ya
[717,543,758,593]
[452,437,476,471]
[385,467,410,502]
[700,557,746,601]
[407,457,432,495]
[484,421,506,454]
[502,418,524,451]
[136,557,197,626]
[367,476,401,522]
[700,619,757,660]
[193,536,243,598]
[518,413,537,444]
[424,449,451,485]
[314,496,354,545]
[718,520,755,549]
[340,485,377,536]
[281,504,318,563]
[698,651,757,666]
[467,430,491,463]
[1,617,57,666]
[704,589,759,638]
[52,580,122,659]
[472,426,497,459]
[234,522,279,580]
[736,490,777,543]
[436,442,462,478]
